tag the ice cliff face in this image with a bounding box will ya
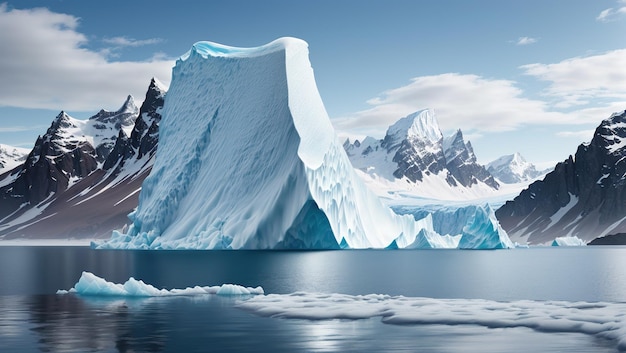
[496,110,626,245]
[344,110,499,201]
[97,38,474,250]
[487,153,546,184]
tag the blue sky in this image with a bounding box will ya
[1,1,625,168]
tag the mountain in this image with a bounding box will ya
[0,79,166,240]
[487,153,546,184]
[96,38,512,250]
[495,110,626,245]
[0,144,29,172]
[343,109,499,201]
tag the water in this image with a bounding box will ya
[1,246,625,352]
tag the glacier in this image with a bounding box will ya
[96,37,513,250]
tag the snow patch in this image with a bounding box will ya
[546,193,578,230]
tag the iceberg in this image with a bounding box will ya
[56,271,263,296]
[94,37,514,250]
[551,236,586,247]
[96,38,439,250]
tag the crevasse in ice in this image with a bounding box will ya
[95,37,512,250]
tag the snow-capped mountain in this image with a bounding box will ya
[96,38,512,250]
[0,78,166,239]
[487,152,546,184]
[0,144,29,172]
[343,109,499,201]
[496,110,626,245]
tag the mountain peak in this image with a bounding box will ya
[593,110,626,154]
[487,152,543,184]
[89,95,139,128]
[383,109,442,150]
[150,77,167,96]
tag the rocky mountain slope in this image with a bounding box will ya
[0,78,165,239]
[496,110,626,244]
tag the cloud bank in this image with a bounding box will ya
[0,4,173,112]
[335,49,626,139]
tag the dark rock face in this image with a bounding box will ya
[496,110,626,244]
[104,78,165,172]
[390,136,447,183]
[588,233,626,245]
[0,79,166,239]
[444,130,499,189]
[0,112,101,213]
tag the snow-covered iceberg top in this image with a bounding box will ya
[57,271,263,296]
[96,37,513,250]
[551,236,586,247]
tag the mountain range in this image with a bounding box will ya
[343,109,543,201]
[0,78,165,239]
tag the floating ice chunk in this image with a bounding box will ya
[57,272,263,297]
[238,292,626,352]
[552,236,586,246]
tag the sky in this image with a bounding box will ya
[0,1,625,169]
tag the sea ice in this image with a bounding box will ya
[238,292,626,352]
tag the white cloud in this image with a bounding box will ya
[516,37,537,45]
[0,4,174,111]
[0,125,47,132]
[102,36,162,47]
[596,0,626,21]
[521,49,626,108]
[333,73,572,138]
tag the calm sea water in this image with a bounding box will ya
[0,246,625,352]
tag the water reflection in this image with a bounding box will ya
[28,294,166,353]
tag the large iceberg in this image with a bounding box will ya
[96,37,512,250]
